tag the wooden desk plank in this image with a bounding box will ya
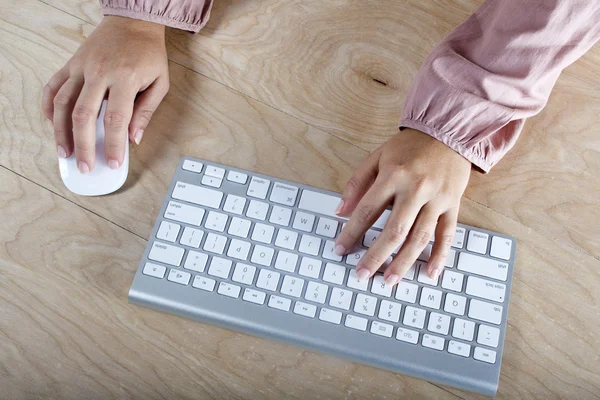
[41,0,600,259]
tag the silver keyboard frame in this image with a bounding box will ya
[129,156,516,396]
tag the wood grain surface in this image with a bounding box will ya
[1,0,599,399]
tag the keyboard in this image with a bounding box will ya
[129,157,516,396]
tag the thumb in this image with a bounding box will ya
[337,147,381,216]
[129,76,169,144]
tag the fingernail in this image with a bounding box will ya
[57,145,67,158]
[78,161,90,174]
[134,129,144,145]
[385,274,399,286]
[335,199,344,215]
[334,244,346,256]
[356,268,370,281]
[108,159,120,170]
[431,267,441,280]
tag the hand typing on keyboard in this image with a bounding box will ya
[334,128,471,285]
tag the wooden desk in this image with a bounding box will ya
[1,0,599,398]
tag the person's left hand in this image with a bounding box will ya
[334,128,471,285]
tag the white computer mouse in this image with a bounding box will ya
[59,100,129,196]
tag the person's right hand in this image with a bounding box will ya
[42,16,169,173]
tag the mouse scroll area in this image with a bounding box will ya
[59,100,129,196]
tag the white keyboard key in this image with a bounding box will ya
[256,269,280,291]
[281,275,305,297]
[305,281,328,304]
[345,315,368,331]
[246,200,269,221]
[227,170,247,184]
[156,221,181,242]
[371,321,393,338]
[205,165,225,179]
[316,217,338,238]
[223,195,246,215]
[164,201,205,226]
[457,252,509,281]
[298,234,321,256]
[417,244,432,262]
[243,288,266,304]
[474,347,497,364]
[466,276,506,303]
[477,324,501,348]
[298,257,321,278]
[371,275,393,297]
[247,177,270,199]
[269,182,299,206]
[218,282,241,298]
[292,211,315,232]
[322,263,346,285]
[203,233,227,254]
[422,334,445,351]
[419,287,442,309]
[208,257,232,279]
[403,264,416,280]
[347,269,368,291]
[182,160,203,173]
[172,182,223,209]
[468,299,503,325]
[329,287,352,310]
[396,327,419,344]
[149,241,184,266]
[448,340,471,358]
[395,281,418,303]
[444,293,466,315]
[205,211,228,232]
[403,306,426,329]
[201,175,221,188]
[167,269,191,285]
[441,270,464,292]
[417,262,438,286]
[251,245,274,267]
[490,236,512,260]
[232,263,256,285]
[378,300,401,323]
[427,312,451,335]
[452,319,476,341]
[268,295,291,311]
[322,240,342,262]
[345,248,366,266]
[275,229,298,250]
[180,227,204,248]
[251,223,275,244]
[192,275,216,291]
[363,229,380,248]
[227,238,251,260]
[452,227,466,248]
[445,249,457,268]
[319,308,342,324]
[293,301,317,318]
[142,262,166,279]
[269,205,292,226]
[467,230,489,254]
[274,251,299,273]
[183,251,209,273]
[228,217,251,238]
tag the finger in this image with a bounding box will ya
[334,176,394,257]
[356,198,424,283]
[53,77,84,159]
[104,84,138,168]
[427,207,458,280]
[336,147,382,216]
[384,204,439,282]
[42,67,69,123]
[72,80,107,173]
[128,76,169,145]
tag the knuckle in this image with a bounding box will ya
[412,175,432,195]
[104,110,125,130]
[345,176,362,194]
[88,56,108,79]
[410,229,432,246]
[138,108,154,125]
[74,142,93,156]
[53,92,72,108]
[355,205,374,224]
[72,104,94,125]
[104,140,122,155]
[53,129,70,140]
[363,252,384,268]
[439,233,454,247]
[384,225,406,244]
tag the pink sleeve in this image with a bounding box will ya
[400,1,600,172]
[100,0,213,32]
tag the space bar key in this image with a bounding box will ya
[298,190,390,230]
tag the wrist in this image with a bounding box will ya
[102,15,165,37]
